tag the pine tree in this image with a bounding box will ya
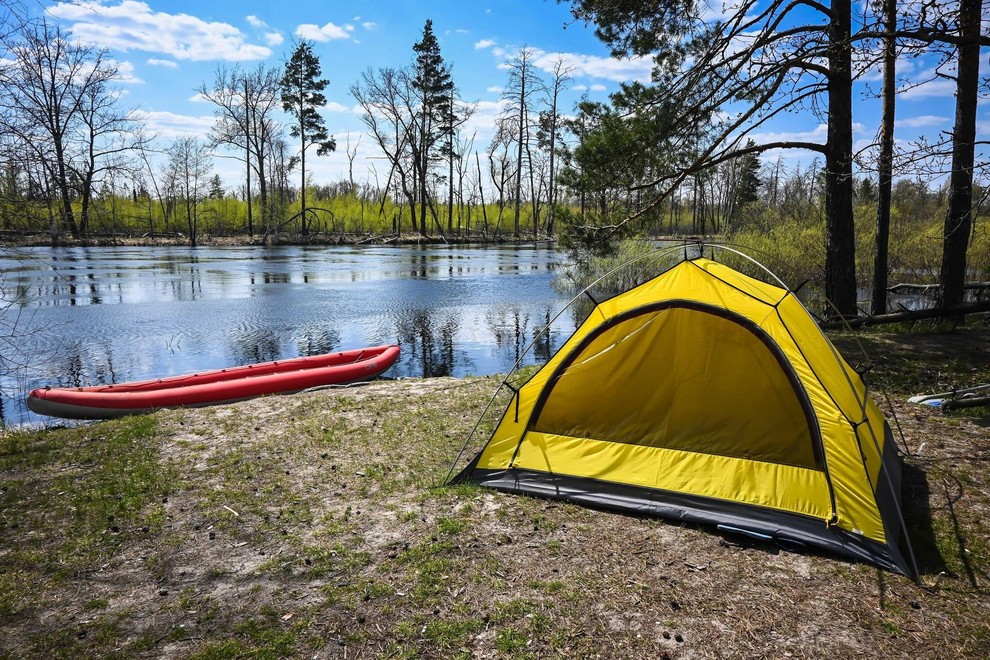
[411,19,455,236]
[733,142,762,209]
[208,174,224,200]
[281,40,336,235]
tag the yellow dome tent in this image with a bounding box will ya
[453,253,915,576]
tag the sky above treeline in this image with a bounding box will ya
[27,0,990,190]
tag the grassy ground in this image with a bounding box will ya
[1,325,989,659]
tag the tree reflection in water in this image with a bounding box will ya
[395,309,460,377]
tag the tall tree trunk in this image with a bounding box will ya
[871,0,896,315]
[53,145,78,238]
[255,121,269,239]
[476,152,489,234]
[245,77,253,238]
[938,0,980,307]
[418,115,429,237]
[79,173,93,238]
[513,61,526,237]
[547,105,558,236]
[300,123,308,235]
[447,86,455,235]
[447,156,455,235]
[824,0,858,317]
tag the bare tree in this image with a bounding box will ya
[200,64,282,237]
[344,134,361,194]
[0,19,118,240]
[72,79,145,238]
[487,133,517,236]
[351,66,420,234]
[165,137,213,246]
[538,57,575,236]
[444,80,475,235]
[495,46,546,237]
[200,66,252,234]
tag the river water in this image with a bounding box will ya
[0,244,578,426]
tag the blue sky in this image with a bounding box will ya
[32,0,990,189]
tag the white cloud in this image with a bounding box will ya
[463,99,511,146]
[362,22,377,31]
[48,1,271,61]
[749,123,829,145]
[110,59,142,83]
[146,58,177,68]
[897,115,949,129]
[746,121,864,167]
[295,21,354,42]
[545,52,652,83]
[589,84,607,92]
[486,85,503,94]
[899,78,957,100]
[265,32,283,46]
[246,15,266,29]
[494,47,653,83]
[188,92,209,102]
[132,109,215,138]
[856,50,919,82]
[325,101,352,113]
[475,39,496,50]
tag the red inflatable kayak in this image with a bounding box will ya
[26,344,401,420]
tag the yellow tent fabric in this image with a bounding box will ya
[456,257,911,575]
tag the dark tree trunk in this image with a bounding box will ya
[245,78,253,238]
[513,60,526,238]
[300,128,308,235]
[938,0,981,307]
[824,0,858,316]
[871,0,896,315]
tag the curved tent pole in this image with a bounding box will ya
[807,289,922,583]
[706,242,920,581]
[706,242,920,582]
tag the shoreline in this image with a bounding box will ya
[0,231,563,249]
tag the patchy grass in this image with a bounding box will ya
[1,327,989,658]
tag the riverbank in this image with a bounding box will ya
[1,327,989,658]
[0,230,561,249]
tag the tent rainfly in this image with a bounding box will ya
[453,256,914,576]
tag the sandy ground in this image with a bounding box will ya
[2,327,989,658]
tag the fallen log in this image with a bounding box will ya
[819,300,990,329]
[888,282,990,294]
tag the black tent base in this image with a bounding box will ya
[463,466,913,578]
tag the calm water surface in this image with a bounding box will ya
[0,244,577,426]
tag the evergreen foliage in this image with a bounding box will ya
[281,40,336,235]
[410,19,456,236]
